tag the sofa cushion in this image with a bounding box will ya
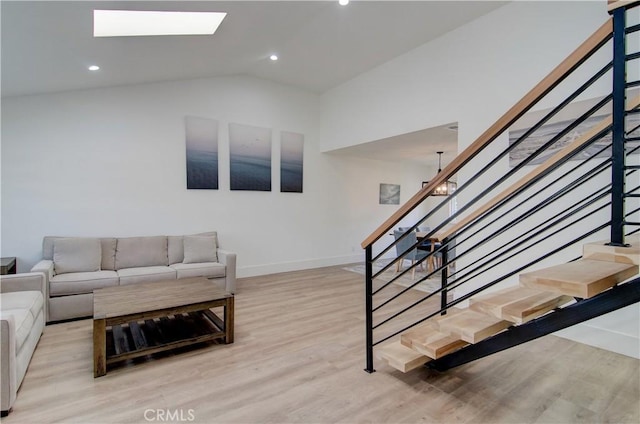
[168,235,184,265]
[115,236,168,270]
[170,262,226,279]
[0,291,43,321]
[50,271,119,296]
[195,231,219,247]
[183,236,218,264]
[100,238,117,270]
[0,308,34,351]
[53,238,102,275]
[117,266,176,285]
[44,237,117,270]
[168,232,219,264]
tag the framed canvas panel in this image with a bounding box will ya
[280,131,304,193]
[185,116,219,190]
[508,89,640,167]
[229,122,272,191]
[380,183,400,205]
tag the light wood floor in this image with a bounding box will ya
[3,266,639,423]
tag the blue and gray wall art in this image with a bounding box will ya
[229,123,272,191]
[185,116,219,190]
[280,131,304,193]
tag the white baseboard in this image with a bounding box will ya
[237,253,364,278]
[554,324,640,359]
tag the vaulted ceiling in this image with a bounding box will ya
[1,1,506,97]
[1,1,508,167]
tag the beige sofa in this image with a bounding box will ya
[0,273,46,416]
[31,232,236,322]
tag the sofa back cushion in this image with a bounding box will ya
[183,235,218,264]
[168,236,184,265]
[167,232,218,264]
[53,238,102,274]
[100,238,117,270]
[115,236,168,270]
[43,237,117,271]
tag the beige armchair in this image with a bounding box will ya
[1,273,46,416]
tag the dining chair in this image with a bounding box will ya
[393,229,429,279]
[416,226,443,271]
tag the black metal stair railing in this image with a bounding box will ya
[363,2,640,373]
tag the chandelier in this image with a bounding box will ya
[424,151,457,196]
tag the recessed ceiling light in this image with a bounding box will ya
[339,0,350,5]
[93,10,227,37]
[270,54,279,61]
[88,65,100,71]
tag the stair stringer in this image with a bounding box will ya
[427,275,640,371]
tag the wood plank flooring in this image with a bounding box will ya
[3,266,639,423]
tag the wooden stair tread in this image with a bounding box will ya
[583,237,640,265]
[424,307,465,329]
[469,286,572,324]
[393,308,465,331]
[520,259,639,298]
[375,341,429,373]
[436,309,510,344]
[400,323,468,359]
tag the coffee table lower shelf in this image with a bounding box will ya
[104,310,226,365]
[93,278,234,377]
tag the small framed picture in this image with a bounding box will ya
[379,183,400,205]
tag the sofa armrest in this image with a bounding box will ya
[0,315,17,412]
[31,260,54,282]
[217,249,236,294]
[0,272,46,296]
[0,273,48,326]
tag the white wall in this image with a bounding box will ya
[1,75,427,277]
[320,1,640,358]
[320,1,609,151]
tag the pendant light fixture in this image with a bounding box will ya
[423,151,457,196]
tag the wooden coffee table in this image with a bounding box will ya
[93,277,233,377]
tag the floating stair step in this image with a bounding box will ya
[436,309,510,344]
[400,323,468,359]
[469,286,572,324]
[520,259,639,299]
[375,341,429,372]
[583,236,640,265]
[422,307,464,329]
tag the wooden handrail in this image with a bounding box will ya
[440,94,640,240]
[608,0,640,12]
[361,18,613,249]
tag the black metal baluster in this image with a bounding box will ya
[441,240,448,315]
[364,245,375,373]
[610,6,627,246]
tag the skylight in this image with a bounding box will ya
[93,10,227,37]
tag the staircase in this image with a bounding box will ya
[376,237,639,372]
[362,0,640,374]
